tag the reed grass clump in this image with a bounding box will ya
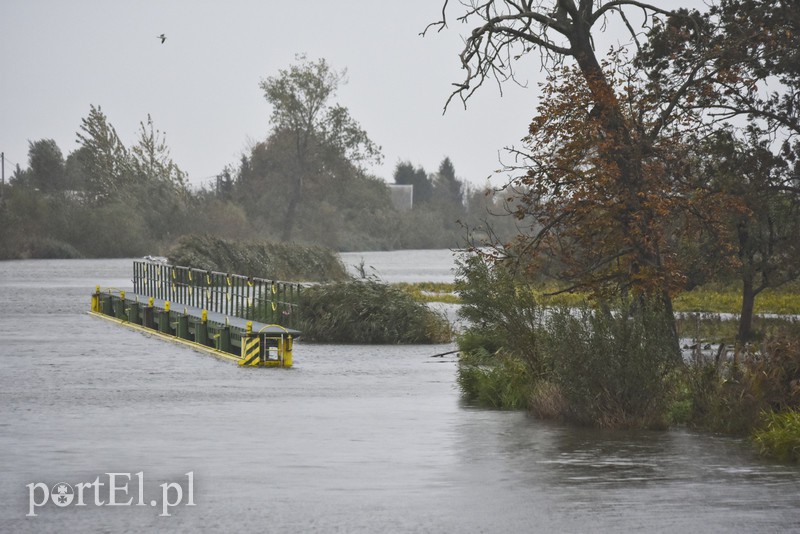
[167,234,348,282]
[456,349,532,410]
[298,279,452,344]
[753,410,800,462]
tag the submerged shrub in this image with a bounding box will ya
[454,252,685,428]
[528,380,569,420]
[686,362,766,435]
[298,279,452,344]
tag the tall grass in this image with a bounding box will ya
[753,410,800,462]
[457,349,532,409]
[167,234,348,282]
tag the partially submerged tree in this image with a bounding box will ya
[429,1,800,320]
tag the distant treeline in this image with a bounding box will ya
[0,114,516,260]
[0,61,519,260]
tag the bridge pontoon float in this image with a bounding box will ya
[89,260,301,367]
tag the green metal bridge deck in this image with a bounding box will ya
[90,260,301,367]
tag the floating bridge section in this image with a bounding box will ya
[89,260,301,367]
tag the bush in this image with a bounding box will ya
[455,253,544,372]
[528,380,569,420]
[753,410,800,462]
[73,201,151,258]
[298,279,452,344]
[454,252,684,428]
[687,362,767,435]
[542,300,681,429]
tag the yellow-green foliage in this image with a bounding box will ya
[394,282,460,304]
[674,287,800,314]
[753,410,800,463]
[399,280,800,314]
[456,349,533,410]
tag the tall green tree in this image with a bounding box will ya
[131,114,186,191]
[26,139,66,192]
[432,157,464,209]
[128,114,190,242]
[259,55,382,241]
[75,104,130,202]
[393,161,432,205]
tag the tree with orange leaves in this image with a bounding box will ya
[426,2,720,314]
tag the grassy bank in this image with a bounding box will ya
[397,282,800,315]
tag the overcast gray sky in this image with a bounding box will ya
[1,1,698,189]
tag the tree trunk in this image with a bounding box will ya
[661,289,682,362]
[737,277,756,345]
[280,181,301,242]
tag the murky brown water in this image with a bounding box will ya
[1,256,799,533]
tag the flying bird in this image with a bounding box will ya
[157,33,166,44]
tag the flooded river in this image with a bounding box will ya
[1,253,799,532]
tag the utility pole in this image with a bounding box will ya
[1,152,4,187]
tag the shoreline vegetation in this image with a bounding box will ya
[447,254,800,463]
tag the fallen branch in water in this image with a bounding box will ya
[430,349,460,358]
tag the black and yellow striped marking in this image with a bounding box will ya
[239,335,261,366]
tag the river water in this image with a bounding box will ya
[1,251,799,533]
